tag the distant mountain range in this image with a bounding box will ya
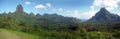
[86,7,120,24]
[0,4,80,29]
[1,4,120,24]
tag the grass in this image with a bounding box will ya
[0,28,41,39]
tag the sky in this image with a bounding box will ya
[0,0,120,20]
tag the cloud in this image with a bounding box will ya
[81,11,96,19]
[52,8,63,12]
[25,1,31,5]
[79,6,97,19]
[46,3,51,8]
[117,12,120,16]
[93,0,120,11]
[35,4,46,9]
[35,3,52,9]
[66,10,71,12]
[66,6,97,19]
[93,0,102,6]
[52,8,57,12]
[66,10,81,18]
[59,8,63,11]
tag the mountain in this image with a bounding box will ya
[15,4,24,13]
[87,7,120,24]
[0,4,80,30]
[35,13,80,29]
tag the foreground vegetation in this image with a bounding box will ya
[0,23,120,39]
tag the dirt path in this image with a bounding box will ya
[0,29,21,39]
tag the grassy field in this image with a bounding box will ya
[0,29,41,39]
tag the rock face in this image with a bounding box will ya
[15,4,24,12]
[87,7,120,24]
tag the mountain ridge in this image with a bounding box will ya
[86,7,120,24]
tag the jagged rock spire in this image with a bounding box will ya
[87,7,120,24]
[100,7,106,11]
[99,7,109,13]
[15,4,24,12]
[94,7,111,18]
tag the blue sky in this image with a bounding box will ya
[0,0,120,20]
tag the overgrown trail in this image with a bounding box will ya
[0,29,40,39]
[0,29,21,39]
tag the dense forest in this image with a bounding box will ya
[0,4,120,39]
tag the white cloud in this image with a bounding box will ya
[93,0,120,11]
[66,6,97,19]
[117,12,120,16]
[46,3,51,8]
[25,1,31,5]
[35,4,46,9]
[77,6,96,19]
[81,11,96,19]
[66,10,81,18]
[52,8,64,12]
[66,10,71,12]
[52,8,58,12]
[35,3,52,9]
[93,0,102,6]
[59,8,63,11]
